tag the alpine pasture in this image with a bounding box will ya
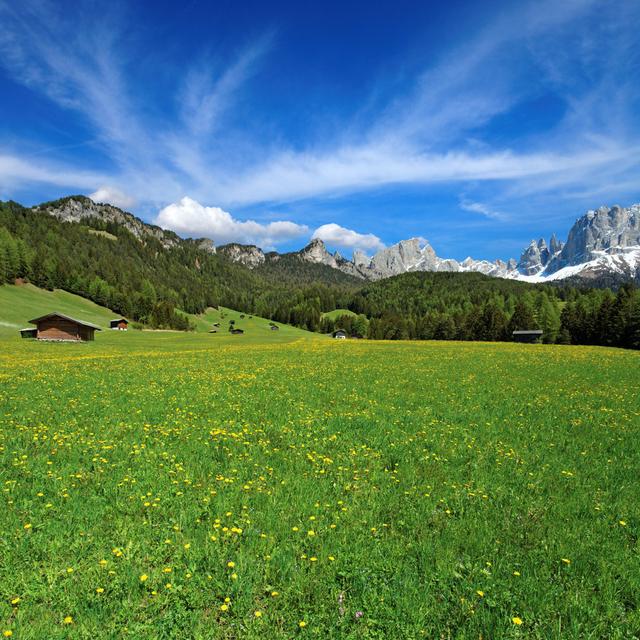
[1,286,639,639]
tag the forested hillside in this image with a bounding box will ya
[321,271,640,348]
[1,198,639,347]
[0,199,353,330]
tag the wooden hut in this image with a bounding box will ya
[19,328,37,339]
[332,329,347,339]
[110,318,129,330]
[230,328,244,335]
[512,329,543,343]
[28,312,101,342]
[270,324,279,331]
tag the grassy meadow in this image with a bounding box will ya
[0,285,639,638]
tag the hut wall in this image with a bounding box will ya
[37,318,81,341]
[78,325,95,341]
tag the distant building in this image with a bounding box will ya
[110,318,129,330]
[270,325,279,331]
[332,329,347,339]
[230,328,244,335]
[27,312,101,342]
[19,328,37,339]
[512,329,543,343]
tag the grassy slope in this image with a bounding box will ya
[0,283,117,336]
[0,284,314,346]
[320,308,358,321]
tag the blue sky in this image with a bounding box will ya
[1,0,639,260]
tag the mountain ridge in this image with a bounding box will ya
[29,196,640,287]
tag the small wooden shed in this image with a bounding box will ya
[19,328,37,339]
[230,328,244,335]
[110,318,129,330]
[28,312,101,342]
[270,324,279,331]
[332,329,347,339]
[512,329,543,343]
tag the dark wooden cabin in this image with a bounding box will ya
[270,325,279,331]
[230,328,244,335]
[19,328,37,339]
[28,312,101,342]
[512,329,543,343]
[110,318,129,330]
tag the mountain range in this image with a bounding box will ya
[36,196,640,287]
[222,203,640,287]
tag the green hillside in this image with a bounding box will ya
[320,308,357,320]
[0,283,116,337]
[0,283,314,346]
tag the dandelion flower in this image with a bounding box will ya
[299,621,307,628]
[254,611,262,618]
[96,587,104,594]
[140,574,148,582]
[512,617,523,625]
[3,631,13,637]
[63,616,73,625]
[619,520,626,526]
[476,590,484,597]
[227,561,235,568]
[23,523,32,530]
[561,558,571,565]
[10,598,20,605]
[220,604,228,612]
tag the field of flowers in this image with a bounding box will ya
[1,334,639,638]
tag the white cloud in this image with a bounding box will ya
[89,186,135,210]
[1,0,640,230]
[312,223,384,253]
[459,198,507,221]
[0,153,106,189]
[155,196,308,247]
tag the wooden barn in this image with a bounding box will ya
[110,318,129,330]
[332,329,347,339]
[512,329,543,343]
[28,312,101,342]
[230,328,244,335]
[270,324,279,331]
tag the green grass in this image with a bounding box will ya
[0,286,639,639]
[321,309,358,321]
[0,284,311,345]
[0,284,117,337]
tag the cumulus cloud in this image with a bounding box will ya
[89,186,136,210]
[155,196,309,247]
[312,223,385,253]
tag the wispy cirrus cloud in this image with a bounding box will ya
[0,0,639,250]
[459,199,507,221]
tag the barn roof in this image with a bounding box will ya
[512,329,543,335]
[29,312,102,330]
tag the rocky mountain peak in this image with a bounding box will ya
[299,238,337,267]
[217,243,265,267]
[33,196,183,250]
[548,203,640,272]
